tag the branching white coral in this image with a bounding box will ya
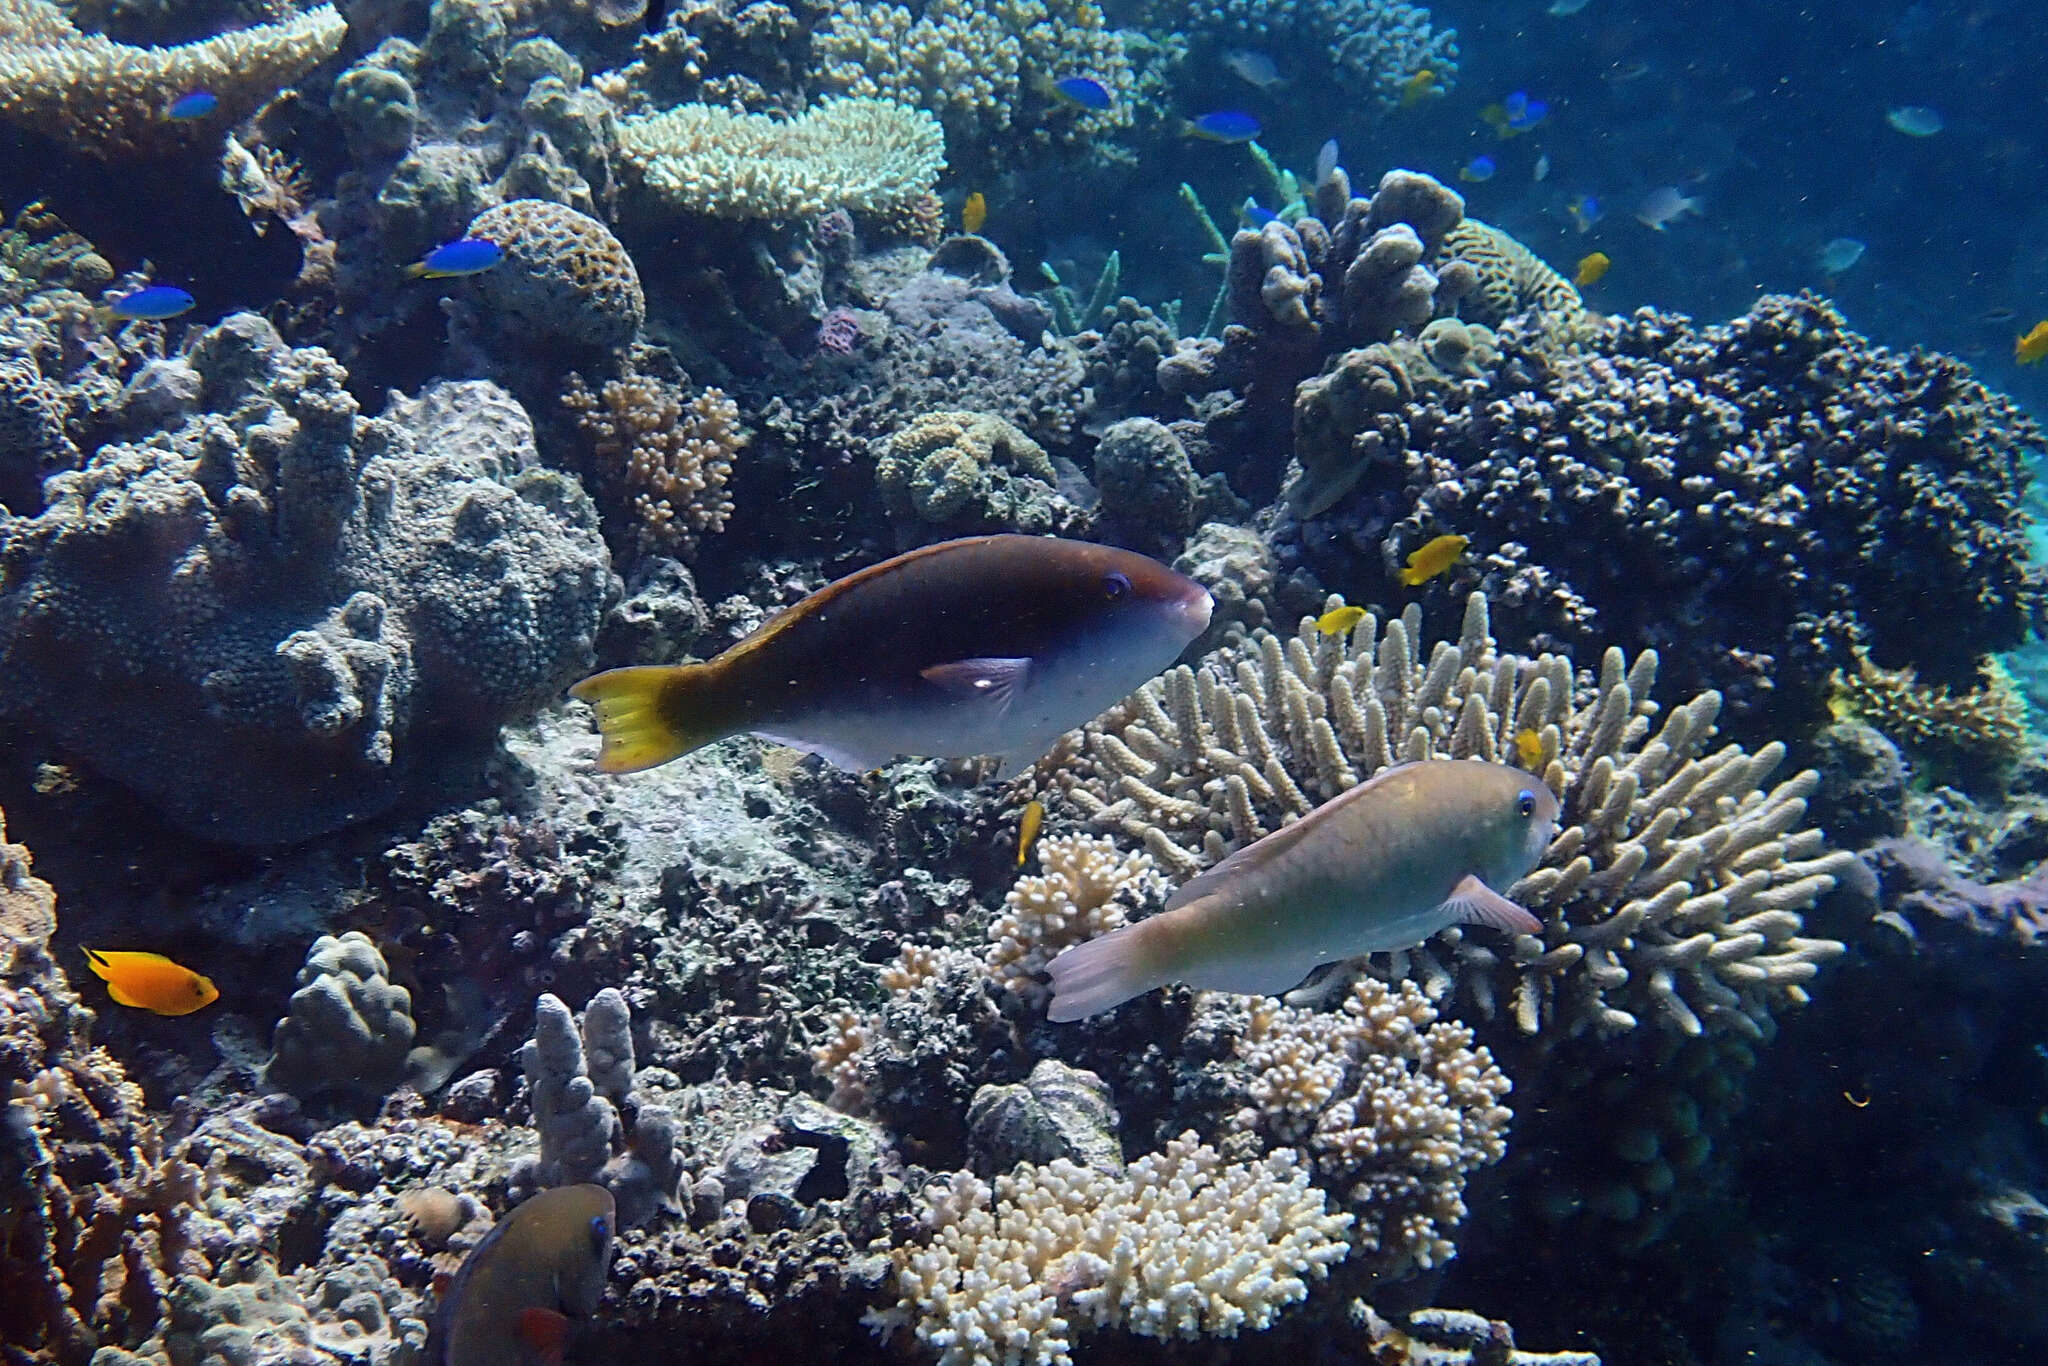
[873,1132,1352,1366]
[1059,594,1852,1040]
[1223,977,1510,1277]
[985,834,1166,1003]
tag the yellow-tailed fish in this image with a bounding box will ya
[1398,534,1468,586]
[1017,799,1045,865]
[1316,604,1367,636]
[2015,321,2048,366]
[1047,760,1560,1020]
[83,948,219,1016]
[572,536,1212,779]
[1514,728,1545,769]
[962,191,987,234]
[1575,251,1611,287]
[1398,70,1437,108]
[430,1185,614,1366]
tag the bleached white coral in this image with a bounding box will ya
[0,1,347,158]
[1060,594,1852,1040]
[876,1132,1352,1366]
[1224,977,1510,1278]
[618,96,945,219]
[984,834,1166,1003]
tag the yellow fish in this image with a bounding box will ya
[1398,70,1437,109]
[1397,534,1468,587]
[2015,321,2048,366]
[1575,251,1611,287]
[1514,728,1545,769]
[1017,799,1045,866]
[962,191,987,235]
[1316,604,1367,636]
[83,948,219,1016]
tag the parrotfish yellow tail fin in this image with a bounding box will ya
[568,664,728,773]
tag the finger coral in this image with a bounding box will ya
[1060,593,1854,1039]
[619,96,946,220]
[565,371,742,558]
[873,1132,1352,1366]
[0,0,347,158]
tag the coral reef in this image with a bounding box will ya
[0,316,612,844]
[264,932,418,1100]
[874,1133,1352,1366]
[811,0,1136,151]
[873,409,1062,534]
[565,371,742,558]
[1148,0,1458,109]
[1827,650,2029,790]
[0,0,346,158]
[1284,294,2045,726]
[619,97,946,220]
[1061,593,1852,1038]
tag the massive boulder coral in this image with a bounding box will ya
[264,932,418,1100]
[0,0,346,157]
[1286,293,2046,722]
[1060,594,1853,1040]
[872,409,1064,534]
[0,315,612,844]
[463,199,645,354]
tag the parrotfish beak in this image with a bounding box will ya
[1175,583,1216,636]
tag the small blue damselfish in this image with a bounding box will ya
[1185,111,1261,143]
[105,285,196,320]
[166,90,219,120]
[405,238,505,279]
[1051,77,1113,111]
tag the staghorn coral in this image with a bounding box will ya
[984,833,1167,1005]
[0,0,346,158]
[1220,977,1510,1280]
[811,0,1135,151]
[873,1132,1352,1366]
[1827,650,2029,788]
[619,97,945,220]
[1060,593,1853,1039]
[565,371,742,558]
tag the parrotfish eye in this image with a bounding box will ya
[590,1214,610,1250]
[1516,790,1537,819]
[1102,571,1132,600]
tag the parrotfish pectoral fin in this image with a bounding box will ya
[515,1306,571,1366]
[1444,873,1543,936]
[918,657,1032,714]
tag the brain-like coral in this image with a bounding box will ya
[873,409,1059,529]
[465,199,645,353]
[0,316,611,844]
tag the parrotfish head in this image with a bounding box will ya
[1471,763,1562,888]
[1039,542,1213,649]
[1008,543,1212,731]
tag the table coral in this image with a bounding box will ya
[619,96,946,220]
[1060,593,1853,1039]
[0,0,346,157]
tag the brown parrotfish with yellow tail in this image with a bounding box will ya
[572,536,1213,777]
[430,1184,615,1366]
[1046,759,1560,1021]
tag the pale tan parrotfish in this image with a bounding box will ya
[572,536,1212,778]
[431,1184,615,1366]
[1045,760,1560,1021]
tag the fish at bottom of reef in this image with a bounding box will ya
[1045,760,1561,1021]
[430,1184,615,1366]
[572,535,1213,778]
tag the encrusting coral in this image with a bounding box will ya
[565,371,743,558]
[619,97,946,220]
[871,1133,1352,1366]
[1060,593,1853,1039]
[0,0,347,158]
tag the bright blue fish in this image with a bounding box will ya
[1186,111,1261,143]
[1503,90,1550,130]
[1239,198,1279,227]
[406,238,505,279]
[166,90,218,121]
[1460,155,1497,183]
[1052,77,1113,112]
[105,285,195,321]
[1568,195,1603,232]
